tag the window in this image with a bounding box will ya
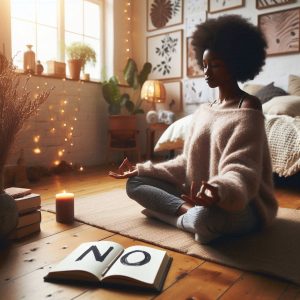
[11,0,102,80]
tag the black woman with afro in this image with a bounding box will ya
[109,15,278,244]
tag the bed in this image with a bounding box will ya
[154,76,300,179]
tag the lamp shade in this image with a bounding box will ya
[141,80,166,106]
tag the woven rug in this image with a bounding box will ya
[43,188,300,285]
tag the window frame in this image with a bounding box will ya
[10,0,103,80]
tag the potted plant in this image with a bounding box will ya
[66,42,96,80]
[102,58,152,156]
[0,54,52,240]
[102,58,152,115]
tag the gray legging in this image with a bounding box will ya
[126,176,260,244]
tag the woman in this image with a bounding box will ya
[109,15,278,244]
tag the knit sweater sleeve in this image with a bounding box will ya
[136,154,187,187]
[209,113,266,211]
[135,114,198,187]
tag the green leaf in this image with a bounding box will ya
[120,93,130,106]
[138,62,152,87]
[133,108,144,114]
[125,100,135,113]
[123,58,138,89]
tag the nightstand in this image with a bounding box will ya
[146,123,169,160]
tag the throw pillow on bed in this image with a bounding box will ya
[262,95,300,117]
[255,82,288,104]
[288,75,300,96]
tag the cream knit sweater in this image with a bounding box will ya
[137,104,278,227]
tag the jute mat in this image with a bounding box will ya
[43,188,300,285]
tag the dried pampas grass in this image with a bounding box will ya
[0,54,52,190]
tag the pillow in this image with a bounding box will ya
[154,115,192,152]
[262,95,300,117]
[288,74,300,96]
[255,82,288,104]
[242,83,264,95]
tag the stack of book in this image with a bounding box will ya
[5,187,41,240]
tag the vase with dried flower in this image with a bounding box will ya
[0,53,52,240]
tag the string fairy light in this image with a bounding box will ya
[31,76,84,172]
[124,0,132,60]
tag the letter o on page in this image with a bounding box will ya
[120,250,151,266]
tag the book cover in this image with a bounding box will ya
[17,210,41,228]
[5,187,32,199]
[11,222,41,240]
[44,241,172,291]
[14,193,41,215]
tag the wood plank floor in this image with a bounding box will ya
[1,165,300,300]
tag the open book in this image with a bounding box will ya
[44,241,172,291]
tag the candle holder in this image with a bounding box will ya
[55,192,74,224]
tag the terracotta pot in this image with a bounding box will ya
[0,192,18,240]
[68,59,82,80]
[109,115,137,141]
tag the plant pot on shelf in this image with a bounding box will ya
[68,59,82,80]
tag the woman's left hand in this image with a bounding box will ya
[181,181,220,207]
[108,157,138,179]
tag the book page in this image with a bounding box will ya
[49,241,124,280]
[103,245,166,285]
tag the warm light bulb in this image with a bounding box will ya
[50,128,56,133]
[79,166,84,171]
[58,150,63,157]
[63,123,67,127]
[61,109,65,113]
[33,135,40,143]
[33,148,41,154]
[54,160,60,166]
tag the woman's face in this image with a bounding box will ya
[202,49,233,88]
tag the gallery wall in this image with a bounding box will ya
[131,0,300,115]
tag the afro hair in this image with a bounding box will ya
[192,15,267,83]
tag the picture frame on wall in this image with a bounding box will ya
[156,80,183,113]
[186,37,204,78]
[147,30,183,80]
[208,0,245,14]
[147,0,184,32]
[258,8,300,56]
[256,0,296,10]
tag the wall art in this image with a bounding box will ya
[147,30,183,80]
[185,12,206,37]
[208,0,245,14]
[186,37,204,78]
[156,80,182,113]
[256,0,296,10]
[184,78,216,105]
[147,0,183,32]
[258,8,300,56]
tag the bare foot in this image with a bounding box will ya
[176,203,193,216]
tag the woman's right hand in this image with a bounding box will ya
[108,157,138,179]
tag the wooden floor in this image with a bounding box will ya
[1,165,300,300]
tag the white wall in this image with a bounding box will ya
[6,76,108,168]
[131,0,300,115]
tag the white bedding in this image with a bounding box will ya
[155,114,300,177]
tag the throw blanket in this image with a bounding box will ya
[155,114,300,177]
[265,115,300,177]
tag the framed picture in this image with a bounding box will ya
[186,37,204,78]
[147,0,183,32]
[208,0,245,14]
[256,0,296,10]
[156,81,182,113]
[258,8,300,56]
[184,78,216,105]
[147,30,183,80]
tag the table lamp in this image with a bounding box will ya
[141,80,166,124]
[141,80,166,110]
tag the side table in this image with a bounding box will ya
[146,123,169,160]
